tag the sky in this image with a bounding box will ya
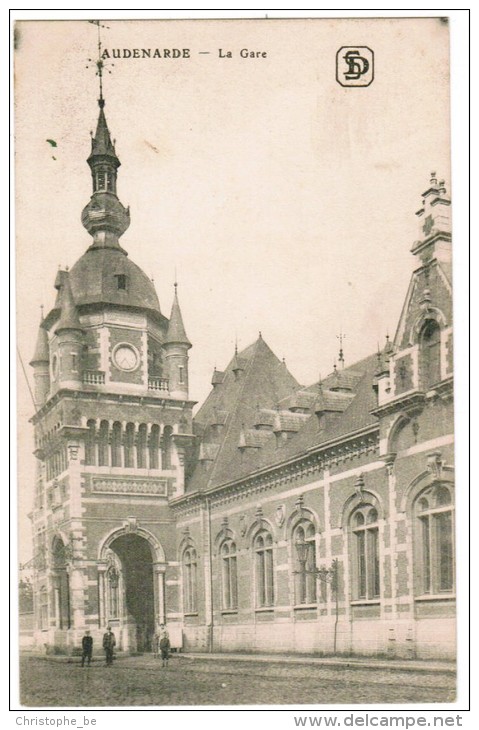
[14,17,452,562]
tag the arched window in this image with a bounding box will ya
[111,422,122,467]
[221,540,238,610]
[183,546,197,614]
[137,424,147,468]
[415,484,454,595]
[254,531,274,607]
[351,505,380,600]
[162,426,173,469]
[293,521,317,605]
[420,320,441,390]
[98,420,109,467]
[124,423,135,468]
[149,425,160,469]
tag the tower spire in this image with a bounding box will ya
[82,21,130,249]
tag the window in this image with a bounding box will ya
[221,540,238,610]
[162,426,173,469]
[137,424,147,468]
[98,420,109,466]
[179,366,184,384]
[149,425,160,469]
[124,423,135,468]
[351,505,380,600]
[111,422,122,467]
[183,547,197,613]
[115,274,127,290]
[415,484,454,595]
[96,170,106,191]
[420,320,441,390]
[293,521,317,605]
[254,531,274,607]
[85,420,96,465]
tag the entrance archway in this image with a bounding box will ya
[109,533,155,652]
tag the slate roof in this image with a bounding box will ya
[87,106,120,167]
[64,246,161,316]
[187,338,379,494]
[165,287,191,347]
[55,273,84,333]
[30,318,49,365]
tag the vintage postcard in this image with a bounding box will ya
[14,16,460,710]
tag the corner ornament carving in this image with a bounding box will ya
[383,452,397,477]
[123,517,138,533]
[275,504,285,528]
[239,514,247,537]
[426,451,443,480]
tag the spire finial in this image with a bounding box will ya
[88,20,112,107]
[174,266,178,293]
[336,329,346,369]
[40,304,44,320]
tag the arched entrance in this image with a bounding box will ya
[99,525,166,653]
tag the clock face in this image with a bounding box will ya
[113,344,139,372]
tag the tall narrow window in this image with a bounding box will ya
[85,419,96,466]
[162,426,173,469]
[293,521,317,605]
[137,424,147,468]
[98,420,109,467]
[254,531,274,607]
[351,506,380,600]
[96,170,106,191]
[124,423,135,468]
[415,484,454,595]
[221,540,238,610]
[420,320,441,390]
[183,547,197,613]
[111,422,122,467]
[179,366,184,384]
[149,425,160,469]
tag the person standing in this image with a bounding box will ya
[102,626,116,666]
[81,629,93,667]
[158,624,170,668]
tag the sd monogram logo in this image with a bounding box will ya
[336,46,374,87]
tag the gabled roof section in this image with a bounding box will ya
[188,336,300,492]
[187,350,379,495]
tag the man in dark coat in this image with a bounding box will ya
[81,630,93,667]
[102,626,116,666]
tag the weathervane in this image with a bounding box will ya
[87,20,113,106]
[336,329,346,369]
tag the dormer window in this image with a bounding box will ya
[420,320,441,390]
[115,274,127,290]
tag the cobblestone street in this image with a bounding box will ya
[19,655,456,707]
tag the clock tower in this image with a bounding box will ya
[29,89,195,653]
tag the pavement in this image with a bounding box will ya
[21,649,455,674]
